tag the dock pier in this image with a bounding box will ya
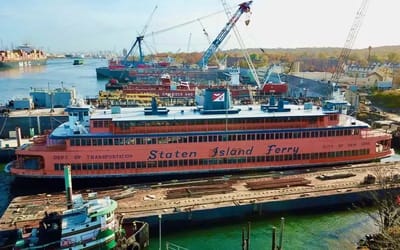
[1,161,400,232]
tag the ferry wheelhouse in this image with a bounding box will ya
[9,88,392,179]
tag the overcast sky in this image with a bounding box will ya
[1,0,399,54]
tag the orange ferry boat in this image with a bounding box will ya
[8,88,392,179]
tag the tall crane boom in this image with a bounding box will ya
[220,0,261,88]
[198,19,224,68]
[331,0,370,84]
[123,5,158,65]
[198,1,252,70]
[121,7,224,67]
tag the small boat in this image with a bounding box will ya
[0,194,150,250]
[73,59,84,65]
[0,167,149,249]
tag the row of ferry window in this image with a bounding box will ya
[69,111,89,117]
[69,128,361,146]
[54,148,369,171]
[92,116,329,129]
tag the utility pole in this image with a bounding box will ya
[367,46,372,64]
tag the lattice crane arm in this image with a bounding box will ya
[123,5,158,64]
[198,1,253,69]
[121,9,226,65]
[121,9,224,66]
[198,19,224,68]
[220,0,261,89]
[331,0,370,84]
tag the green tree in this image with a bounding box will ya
[387,52,400,63]
[317,52,329,60]
[369,54,384,64]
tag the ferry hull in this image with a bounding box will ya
[9,124,393,179]
[8,160,386,180]
[9,144,391,179]
[96,66,247,84]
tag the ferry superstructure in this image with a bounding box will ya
[8,88,392,179]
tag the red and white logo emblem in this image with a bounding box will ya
[212,92,225,102]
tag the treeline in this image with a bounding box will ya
[147,45,400,70]
[370,89,400,112]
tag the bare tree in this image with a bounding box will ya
[358,167,400,249]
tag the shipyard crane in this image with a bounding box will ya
[121,8,226,67]
[220,0,261,89]
[197,19,224,69]
[330,0,370,85]
[123,5,158,66]
[198,1,253,70]
[143,9,225,38]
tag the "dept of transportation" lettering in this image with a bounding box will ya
[87,154,133,160]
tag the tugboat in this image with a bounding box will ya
[73,59,84,65]
[0,166,149,249]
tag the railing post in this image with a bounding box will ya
[158,214,162,250]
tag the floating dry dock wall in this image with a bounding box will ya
[0,108,68,138]
[2,162,400,231]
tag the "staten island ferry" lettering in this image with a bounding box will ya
[147,150,197,160]
[266,144,299,155]
[210,146,254,157]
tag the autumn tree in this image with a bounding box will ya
[393,68,400,89]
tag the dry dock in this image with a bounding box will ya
[2,161,400,231]
[0,107,68,138]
